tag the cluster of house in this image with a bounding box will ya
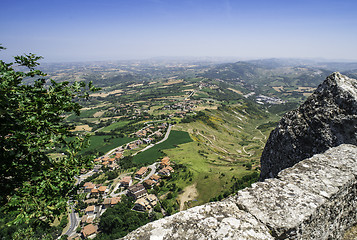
[142,174,160,189]
[71,156,175,239]
[83,182,109,197]
[256,94,286,105]
[93,152,123,171]
[73,186,121,239]
[163,102,195,111]
[135,126,155,137]
[79,224,98,239]
[135,123,167,138]
[126,140,144,150]
[126,183,158,212]
[126,123,168,150]
[75,175,131,239]
[157,156,174,177]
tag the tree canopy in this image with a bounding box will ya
[0,45,99,230]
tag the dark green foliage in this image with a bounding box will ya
[96,196,151,239]
[118,156,138,169]
[154,204,161,213]
[105,170,119,180]
[0,48,99,231]
[245,163,252,170]
[181,111,218,129]
[0,210,67,240]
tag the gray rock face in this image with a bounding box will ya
[122,200,273,240]
[122,144,357,240]
[232,144,357,239]
[260,72,357,180]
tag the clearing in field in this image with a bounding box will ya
[80,103,108,111]
[164,79,184,85]
[295,86,315,92]
[228,88,243,95]
[178,183,198,211]
[93,111,105,118]
[90,89,123,98]
[71,125,92,131]
[128,83,144,88]
[272,86,284,92]
[193,105,218,111]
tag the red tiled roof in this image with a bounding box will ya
[136,167,148,175]
[81,224,98,238]
[83,182,93,187]
[150,174,161,181]
[120,176,132,184]
[111,197,121,205]
[85,205,95,213]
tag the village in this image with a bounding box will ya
[67,122,176,239]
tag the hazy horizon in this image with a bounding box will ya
[2,0,357,62]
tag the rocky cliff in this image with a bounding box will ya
[260,72,357,180]
[122,144,357,239]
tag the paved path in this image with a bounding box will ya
[64,205,79,237]
[110,162,158,198]
[132,124,173,156]
[141,162,159,182]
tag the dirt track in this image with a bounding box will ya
[178,183,198,211]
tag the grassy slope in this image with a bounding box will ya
[132,130,192,165]
[164,105,280,206]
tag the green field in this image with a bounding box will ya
[82,135,134,155]
[99,120,130,132]
[132,130,193,164]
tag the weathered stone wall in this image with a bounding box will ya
[260,73,357,180]
[122,144,357,240]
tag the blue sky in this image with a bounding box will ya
[1,0,357,62]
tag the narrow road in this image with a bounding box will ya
[110,163,158,198]
[156,124,172,144]
[132,124,173,156]
[140,162,159,182]
[64,205,79,237]
[185,90,196,100]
